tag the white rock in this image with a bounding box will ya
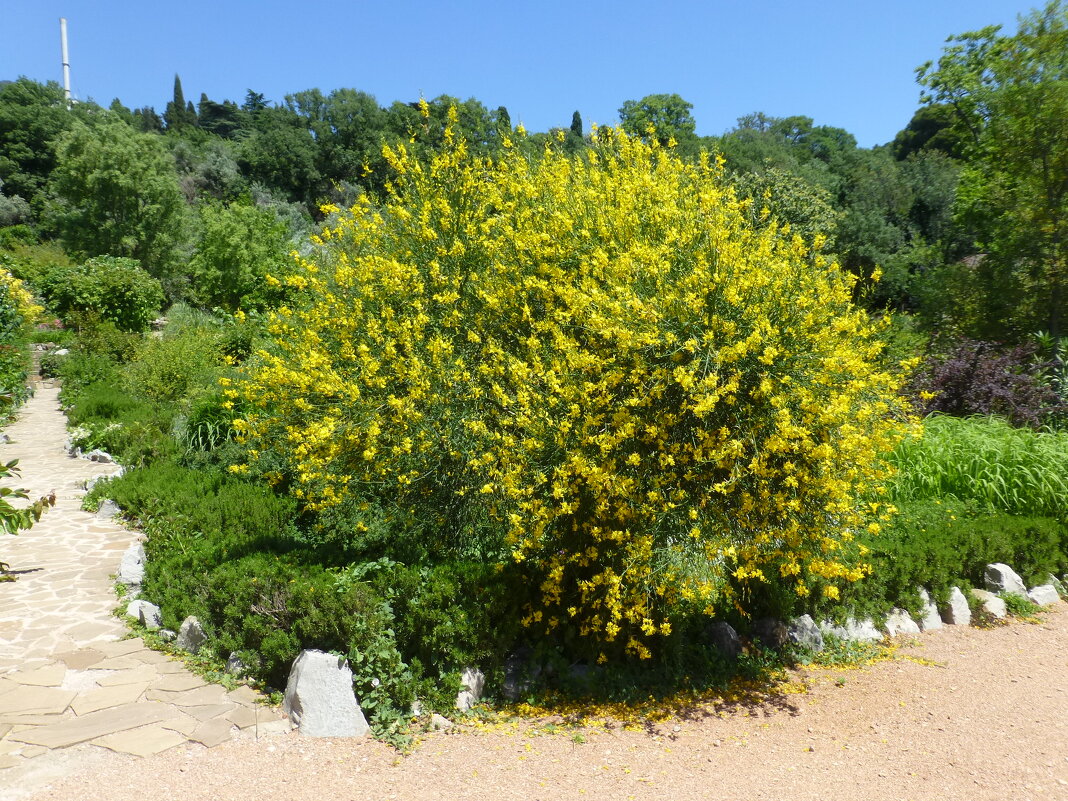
[1027,584,1061,607]
[819,618,882,643]
[455,666,485,713]
[158,629,177,642]
[86,449,113,464]
[117,542,145,586]
[283,649,369,738]
[984,563,1026,597]
[126,599,162,630]
[1045,574,1066,597]
[787,614,824,652]
[939,587,971,626]
[51,348,70,356]
[176,615,207,653]
[916,589,943,631]
[96,499,120,519]
[884,608,921,637]
[970,589,1007,618]
[226,652,247,676]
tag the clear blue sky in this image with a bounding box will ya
[1,0,1041,147]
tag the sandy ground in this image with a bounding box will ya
[17,605,1068,801]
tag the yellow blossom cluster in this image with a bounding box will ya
[233,110,915,658]
[0,266,42,326]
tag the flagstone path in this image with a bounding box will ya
[0,376,288,792]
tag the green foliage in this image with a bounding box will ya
[46,117,189,279]
[236,107,322,209]
[828,501,1068,619]
[888,415,1068,518]
[0,242,73,289]
[918,2,1068,339]
[368,561,524,675]
[0,78,96,207]
[730,165,841,246]
[890,104,967,160]
[37,256,164,332]
[189,200,291,311]
[65,382,175,465]
[618,93,697,151]
[0,459,53,575]
[124,310,225,405]
[0,344,30,412]
[0,225,36,249]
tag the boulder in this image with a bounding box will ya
[455,667,485,712]
[1027,584,1061,607]
[984,563,1026,597]
[96,499,120,519]
[787,614,824,652]
[283,649,369,737]
[751,618,790,650]
[916,589,943,631]
[226,652,247,676]
[117,542,145,586]
[158,629,177,642]
[707,621,742,660]
[1045,574,1066,598]
[86,449,113,464]
[126,600,162,630]
[176,615,207,653]
[884,608,921,637]
[970,589,1007,618]
[939,587,971,626]
[51,348,70,356]
[819,618,882,643]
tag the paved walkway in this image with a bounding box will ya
[0,378,286,788]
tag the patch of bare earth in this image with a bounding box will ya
[22,606,1068,801]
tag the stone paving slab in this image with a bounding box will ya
[0,383,289,778]
[70,683,150,716]
[0,686,76,716]
[91,722,187,757]
[8,702,173,748]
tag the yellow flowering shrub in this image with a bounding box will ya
[0,266,42,328]
[234,109,913,659]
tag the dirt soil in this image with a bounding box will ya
[18,605,1068,801]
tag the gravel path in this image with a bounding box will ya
[19,603,1068,800]
[6,379,1068,801]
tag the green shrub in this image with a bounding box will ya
[368,561,525,675]
[822,501,1068,620]
[68,312,142,362]
[65,382,175,464]
[125,313,224,405]
[0,243,73,288]
[0,344,29,413]
[38,255,164,332]
[55,353,121,400]
[0,225,36,249]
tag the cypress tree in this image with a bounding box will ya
[570,110,583,138]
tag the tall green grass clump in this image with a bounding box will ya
[888,415,1068,517]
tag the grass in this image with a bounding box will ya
[888,414,1068,517]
